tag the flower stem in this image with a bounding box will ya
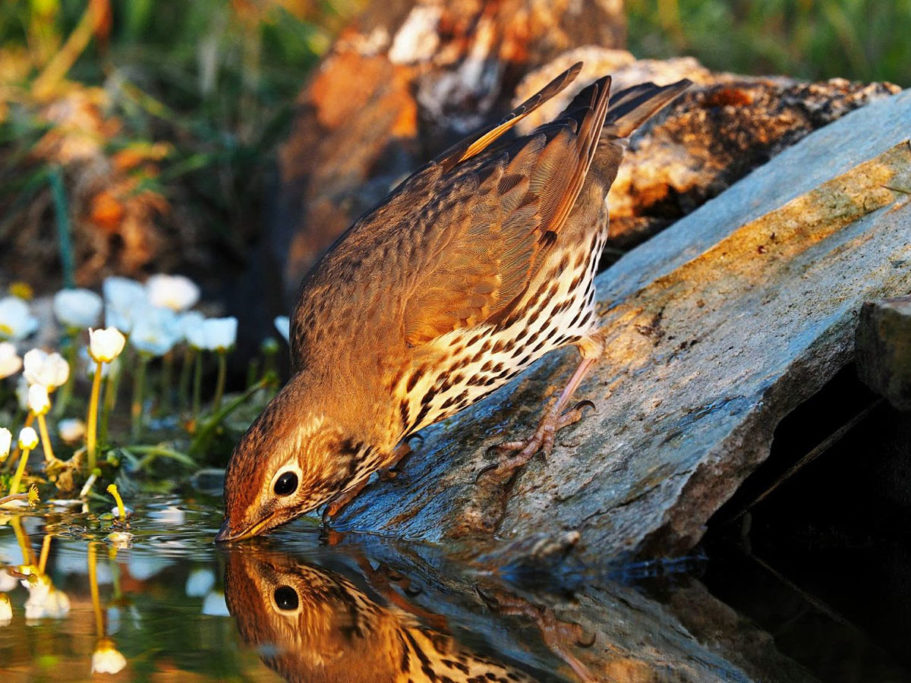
[54,332,78,417]
[122,445,196,469]
[178,346,194,412]
[262,342,278,380]
[38,534,52,574]
[131,355,150,442]
[8,447,32,495]
[189,375,271,456]
[159,351,173,415]
[88,543,104,637]
[192,349,203,420]
[36,413,57,464]
[107,484,126,521]
[86,360,103,472]
[2,413,34,474]
[100,369,117,448]
[245,357,260,390]
[213,350,227,412]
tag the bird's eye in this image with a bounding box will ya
[273,471,299,496]
[274,585,299,611]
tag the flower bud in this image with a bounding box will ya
[27,384,51,416]
[18,426,38,450]
[0,427,11,461]
[88,327,127,363]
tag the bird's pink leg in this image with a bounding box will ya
[481,334,602,480]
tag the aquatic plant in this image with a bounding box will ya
[0,274,277,511]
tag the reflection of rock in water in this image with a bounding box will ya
[223,550,533,683]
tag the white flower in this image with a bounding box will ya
[18,426,38,450]
[274,316,290,343]
[185,568,215,597]
[0,342,22,378]
[180,311,206,348]
[0,570,18,593]
[88,327,126,363]
[91,638,127,674]
[0,593,11,625]
[182,315,237,352]
[145,274,200,312]
[58,418,85,443]
[0,427,11,461]
[103,277,148,333]
[23,349,70,390]
[52,288,103,329]
[0,296,38,341]
[27,384,51,416]
[203,317,237,352]
[23,574,70,620]
[129,307,181,356]
[201,589,229,616]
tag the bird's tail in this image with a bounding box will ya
[602,79,692,139]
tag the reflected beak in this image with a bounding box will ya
[215,514,275,543]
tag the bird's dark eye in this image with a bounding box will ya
[273,471,299,496]
[274,585,299,611]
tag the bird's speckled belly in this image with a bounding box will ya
[395,227,607,439]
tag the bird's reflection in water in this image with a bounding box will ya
[223,549,533,683]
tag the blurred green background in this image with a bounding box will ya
[628,0,911,86]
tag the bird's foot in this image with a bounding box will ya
[475,585,596,680]
[379,437,418,481]
[321,479,368,525]
[478,400,595,481]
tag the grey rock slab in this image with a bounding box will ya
[337,88,911,565]
[857,295,911,410]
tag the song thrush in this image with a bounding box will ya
[217,63,690,542]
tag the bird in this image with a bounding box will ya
[223,549,535,682]
[216,62,691,542]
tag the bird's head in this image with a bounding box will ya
[216,375,368,542]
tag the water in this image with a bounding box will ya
[0,496,581,681]
[3,492,910,682]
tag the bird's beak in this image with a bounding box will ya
[215,514,276,543]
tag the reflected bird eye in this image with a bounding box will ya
[274,585,299,611]
[273,471,299,496]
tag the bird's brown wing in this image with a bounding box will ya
[400,74,612,346]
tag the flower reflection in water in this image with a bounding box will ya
[88,543,127,675]
[1,520,129,677]
[224,549,534,683]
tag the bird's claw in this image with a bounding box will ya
[476,398,595,482]
[573,399,596,413]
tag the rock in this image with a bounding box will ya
[334,86,911,566]
[856,296,911,410]
[515,47,901,256]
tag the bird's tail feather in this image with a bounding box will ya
[603,79,692,138]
